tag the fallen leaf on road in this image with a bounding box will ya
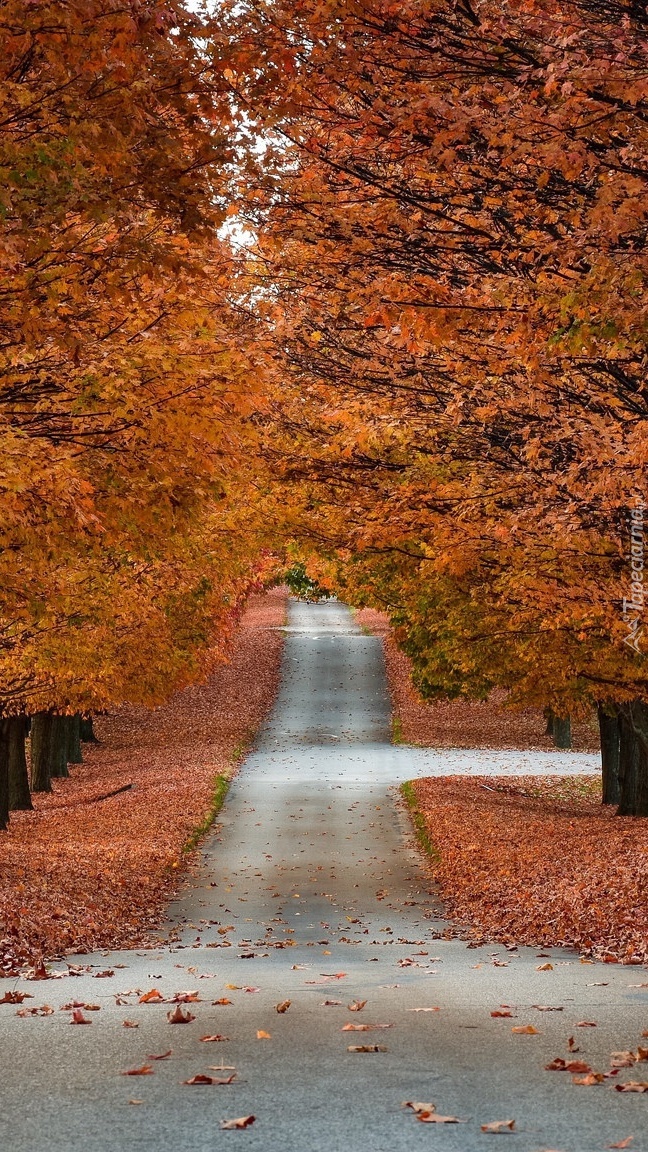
[403,1102,435,1114]
[147,1051,172,1061]
[342,1023,394,1032]
[615,1082,648,1093]
[608,1138,633,1148]
[167,1006,195,1024]
[348,1000,367,1012]
[122,1020,139,1028]
[220,1115,255,1129]
[16,1005,53,1017]
[322,999,343,1006]
[93,970,114,979]
[169,991,200,1003]
[512,1025,539,1034]
[407,1007,440,1012]
[481,1119,515,1133]
[139,989,165,1004]
[184,1074,236,1085]
[417,1112,465,1124]
[275,1000,291,1013]
[491,1010,513,1018]
[545,1059,592,1073]
[121,1065,154,1076]
[128,1100,144,1105]
[568,1037,580,1052]
[212,998,233,1006]
[0,991,32,1004]
[572,1073,604,1085]
[576,1021,597,1027]
[537,964,554,971]
[347,1044,387,1053]
[200,1035,229,1042]
[70,1009,92,1024]
[256,1030,271,1039]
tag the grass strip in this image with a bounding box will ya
[182,774,231,855]
[400,780,440,865]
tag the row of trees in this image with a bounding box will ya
[0,1,271,826]
[215,0,648,812]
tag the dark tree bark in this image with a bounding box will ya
[49,715,69,778]
[551,715,572,749]
[80,716,99,743]
[7,715,32,811]
[597,703,621,805]
[617,700,648,817]
[543,707,554,736]
[30,712,53,793]
[66,714,83,765]
[0,721,10,830]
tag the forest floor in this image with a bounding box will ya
[357,608,648,963]
[0,586,288,974]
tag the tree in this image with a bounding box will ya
[217,0,648,811]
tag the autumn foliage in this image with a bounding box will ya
[215,0,648,812]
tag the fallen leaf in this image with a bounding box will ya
[0,991,32,1004]
[70,1009,92,1024]
[128,1100,144,1105]
[147,1050,172,1061]
[184,1073,236,1085]
[572,1073,604,1085]
[275,1000,291,1013]
[417,1112,465,1124]
[200,1035,229,1042]
[403,1102,435,1113]
[256,1030,271,1039]
[481,1119,516,1132]
[608,1138,634,1149]
[348,1000,367,1012]
[139,989,165,1004]
[121,1065,154,1076]
[576,1021,597,1027]
[347,1044,387,1053]
[491,1010,513,1018]
[407,1007,440,1012]
[322,999,343,1006]
[212,998,233,1006]
[167,1006,195,1024]
[512,1025,539,1034]
[615,1083,648,1093]
[122,1020,139,1028]
[537,964,554,971]
[220,1115,255,1129]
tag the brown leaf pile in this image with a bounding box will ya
[0,588,288,973]
[355,609,598,751]
[411,775,648,962]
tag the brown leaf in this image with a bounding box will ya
[608,1138,634,1149]
[70,1009,92,1024]
[147,1050,172,1060]
[481,1119,516,1133]
[536,963,554,971]
[572,1073,604,1085]
[167,1005,195,1024]
[122,1020,139,1028]
[402,1102,435,1114]
[416,1112,465,1124]
[512,1024,539,1034]
[183,1073,236,1085]
[0,991,32,1004]
[200,1035,229,1042]
[121,1065,154,1076]
[615,1082,648,1093]
[348,1000,367,1012]
[220,1115,255,1129]
[491,1010,513,1018]
[347,1044,387,1052]
[139,989,165,1004]
[256,1030,271,1039]
[275,1000,291,1013]
[212,998,233,1006]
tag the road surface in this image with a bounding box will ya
[1,601,645,1152]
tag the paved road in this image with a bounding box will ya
[1,601,646,1152]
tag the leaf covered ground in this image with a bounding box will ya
[410,775,648,964]
[356,610,648,962]
[0,588,287,975]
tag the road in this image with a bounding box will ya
[1,600,646,1152]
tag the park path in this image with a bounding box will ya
[1,601,646,1152]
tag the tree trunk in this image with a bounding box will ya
[80,716,99,743]
[7,715,32,811]
[543,707,554,736]
[597,703,621,805]
[552,715,571,749]
[49,715,69,778]
[66,714,83,764]
[0,721,10,830]
[30,712,53,793]
[617,700,648,817]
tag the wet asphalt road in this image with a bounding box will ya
[1,600,646,1152]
